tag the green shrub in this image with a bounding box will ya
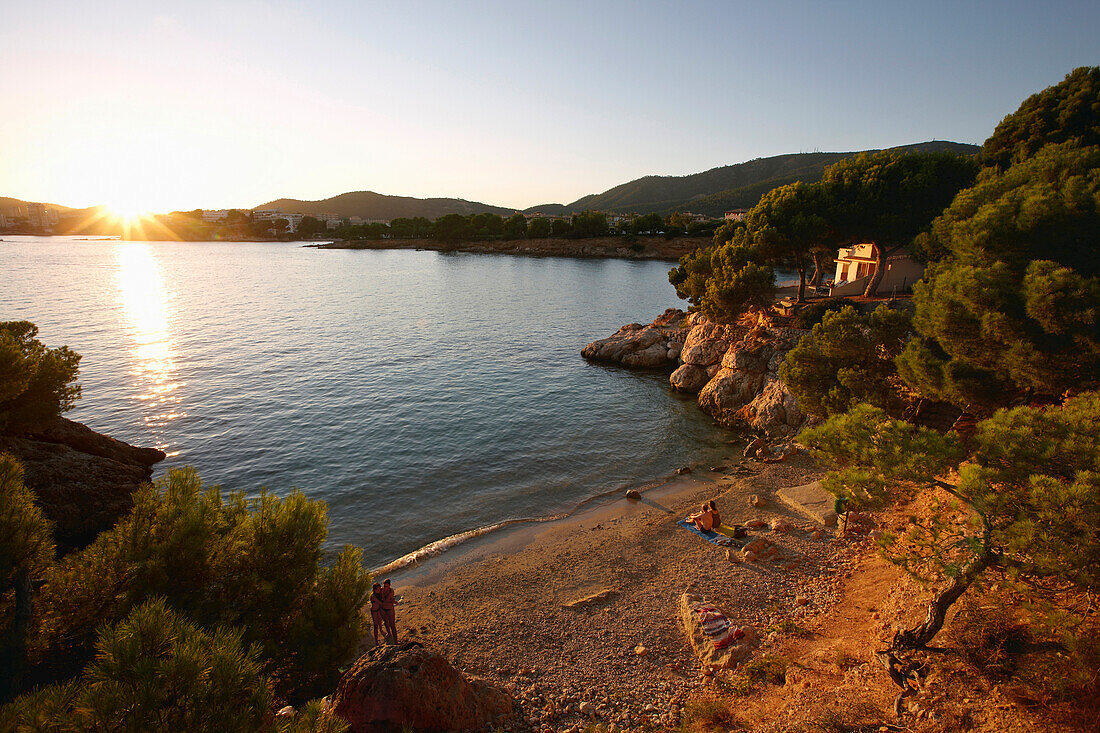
[33,467,370,698]
[678,696,743,732]
[726,655,788,695]
[0,453,55,699]
[791,298,856,330]
[0,322,81,433]
[780,305,913,418]
[3,599,272,732]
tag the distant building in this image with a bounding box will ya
[202,209,230,223]
[251,209,304,232]
[830,243,924,297]
[26,203,59,230]
[349,216,388,226]
[723,209,748,221]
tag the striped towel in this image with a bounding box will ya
[696,605,746,649]
[696,607,730,638]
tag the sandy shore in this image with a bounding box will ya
[373,448,849,730]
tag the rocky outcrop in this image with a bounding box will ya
[581,308,688,369]
[697,331,807,436]
[678,593,759,669]
[332,642,516,732]
[585,309,811,437]
[0,418,165,550]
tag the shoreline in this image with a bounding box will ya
[374,448,841,729]
[310,234,707,262]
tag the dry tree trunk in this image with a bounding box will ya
[877,551,996,719]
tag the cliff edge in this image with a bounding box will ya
[0,418,166,550]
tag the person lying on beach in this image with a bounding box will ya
[688,503,715,532]
[369,583,385,645]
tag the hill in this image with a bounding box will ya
[255,190,515,220]
[557,141,979,216]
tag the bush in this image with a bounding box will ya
[725,655,788,696]
[0,322,81,433]
[780,305,914,418]
[0,453,55,698]
[32,467,370,698]
[678,696,743,732]
[3,599,272,732]
[3,599,349,732]
[791,298,856,330]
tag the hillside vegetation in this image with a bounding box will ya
[256,190,515,220]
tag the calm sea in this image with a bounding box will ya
[2,236,747,567]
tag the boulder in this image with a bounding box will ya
[697,330,808,438]
[621,341,672,368]
[332,642,516,733]
[680,338,729,366]
[678,594,759,669]
[669,364,710,393]
[0,418,166,550]
[581,310,688,368]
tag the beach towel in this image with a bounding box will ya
[677,519,743,547]
[694,605,747,649]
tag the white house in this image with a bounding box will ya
[830,243,924,297]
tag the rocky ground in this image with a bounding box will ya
[583,310,811,439]
[384,452,858,731]
[360,446,1091,733]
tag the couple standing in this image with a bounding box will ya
[370,579,398,645]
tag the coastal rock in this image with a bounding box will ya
[581,309,687,368]
[669,364,710,393]
[332,642,515,733]
[680,338,728,367]
[0,417,166,550]
[678,594,759,669]
[697,330,808,438]
[681,320,739,354]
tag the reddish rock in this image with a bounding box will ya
[680,338,729,367]
[332,642,516,733]
[581,309,687,369]
[669,364,710,393]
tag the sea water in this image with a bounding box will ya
[1,236,787,567]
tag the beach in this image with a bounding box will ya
[381,449,854,729]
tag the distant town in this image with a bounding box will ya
[0,200,748,240]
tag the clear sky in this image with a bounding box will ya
[2,0,1098,212]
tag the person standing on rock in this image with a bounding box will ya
[381,578,398,643]
[369,583,385,645]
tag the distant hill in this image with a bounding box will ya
[554,141,980,217]
[521,203,568,216]
[255,191,515,220]
[0,196,81,215]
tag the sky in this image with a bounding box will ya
[2,0,1098,213]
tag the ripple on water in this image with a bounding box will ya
[0,237,785,567]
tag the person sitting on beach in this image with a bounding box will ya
[688,503,715,532]
[369,583,385,645]
[708,500,722,530]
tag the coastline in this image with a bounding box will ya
[309,234,707,262]
[376,448,846,729]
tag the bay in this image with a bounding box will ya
[2,236,761,567]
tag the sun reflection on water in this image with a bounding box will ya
[115,242,182,449]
